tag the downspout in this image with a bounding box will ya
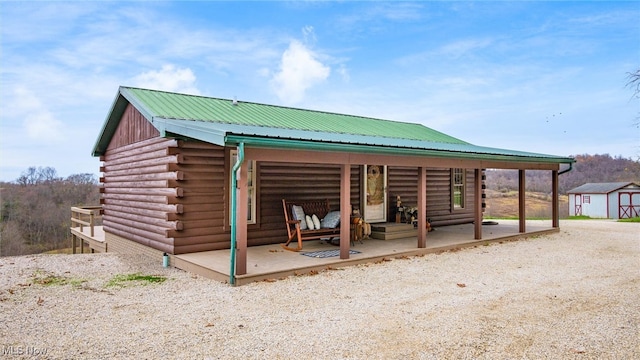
[558,162,573,175]
[229,142,244,285]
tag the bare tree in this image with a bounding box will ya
[627,69,640,127]
[627,69,640,98]
[1,168,99,256]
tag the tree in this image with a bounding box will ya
[627,69,640,98]
[627,69,640,127]
[0,168,100,256]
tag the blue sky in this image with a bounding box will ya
[1,1,638,182]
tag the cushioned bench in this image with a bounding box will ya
[281,199,341,251]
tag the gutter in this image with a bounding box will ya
[229,142,244,285]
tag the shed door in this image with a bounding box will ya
[619,192,640,219]
[574,194,582,216]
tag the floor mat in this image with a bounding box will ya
[301,249,361,258]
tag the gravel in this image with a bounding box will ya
[1,220,638,359]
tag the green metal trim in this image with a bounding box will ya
[91,92,129,156]
[119,87,158,122]
[225,135,575,164]
[151,118,226,146]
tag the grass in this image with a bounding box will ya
[31,270,86,287]
[105,273,167,288]
[618,217,640,223]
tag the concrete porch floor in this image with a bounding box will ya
[174,220,559,285]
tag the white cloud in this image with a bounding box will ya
[302,25,317,44]
[337,64,350,82]
[131,64,200,94]
[270,40,330,104]
[25,112,64,142]
[11,87,65,143]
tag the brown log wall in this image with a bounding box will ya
[170,141,227,254]
[387,167,477,227]
[251,163,362,246]
[101,137,182,254]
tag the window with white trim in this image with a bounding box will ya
[452,168,465,209]
[230,150,256,224]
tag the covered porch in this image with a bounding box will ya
[227,144,564,285]
[175,219,558,285]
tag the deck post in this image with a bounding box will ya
[340,163,351,259]
[519,169,526,233]
[235,162,249,276]
[552,169,559,228]
[417,166,427,248]
[72,234,77,254]
[89,212,95,237]
[474,169,482,240]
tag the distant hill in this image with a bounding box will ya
[486,154,640,194]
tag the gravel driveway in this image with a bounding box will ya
[1,220,638,359]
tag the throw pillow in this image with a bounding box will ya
[292,205,307,230]
[321,211,341,228]
[305,215,315,230]
[312,214,321,230]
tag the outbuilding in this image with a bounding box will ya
[567,182,640,219]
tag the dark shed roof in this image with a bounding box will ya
[567,182,640,194]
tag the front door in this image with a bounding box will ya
[362,165,387,223]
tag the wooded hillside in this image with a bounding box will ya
[0,167,99,256]
[486,154,640,194]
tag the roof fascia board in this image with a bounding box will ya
[118,87,157,122]
[226,135,573,165]
[91,91,129,156]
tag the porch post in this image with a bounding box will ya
[235,163,249,275]
[339,163,351,259]
[417,166,427,248]
[552,170,559,228]
[519,169,526,233]
[474,169,482,239]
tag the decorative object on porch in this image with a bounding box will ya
[301,249,361,258]
[282,199,341,251]
[321,211,341,229]
[395,195,404,223]
[291,205,308,230]
[305,215,315,230]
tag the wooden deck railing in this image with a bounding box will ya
[70,206,103,237]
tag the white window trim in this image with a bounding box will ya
[230,150,257,225]
[452,168,465,210]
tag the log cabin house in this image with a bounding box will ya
[92,86,574,283]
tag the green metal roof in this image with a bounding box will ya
[122,87,467,144]
[92,86,575,165]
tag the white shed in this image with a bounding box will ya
[567,182,640,219]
